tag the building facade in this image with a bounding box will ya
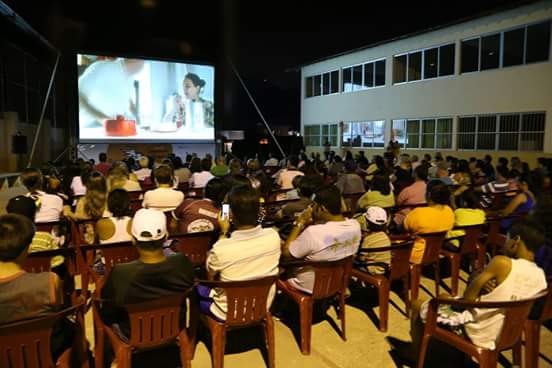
[300,0,552,165]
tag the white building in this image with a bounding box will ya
[300,0,552,165]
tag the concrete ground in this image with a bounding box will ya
[84,269,552,368]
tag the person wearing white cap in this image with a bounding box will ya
[354,206,392,275]
[100,208,195,355]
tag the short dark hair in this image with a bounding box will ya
[459,190,481,210]
[154,165,173,185]
[427,182,451,205]
[201,158,211,172]
[414,165,428,181]
[6,196,37,221]
[496,165,510,180]
[0,214,35,261]
[313,185,342,215]
[190,157,201,173]
[20,167,43,193]
[135,239,165,252]
[107,189,130,217]
[371,175,391,195]
[287,155,299,168]
[367,220,386,232]
[228,185,260,226]
[298,176,323,198]
[99,153,107,162]
[205,177,227,206]
[509,219,544,253]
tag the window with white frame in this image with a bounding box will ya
[304,123,339,146]
[342,59,385,92]
[342,120,385,148]
[305,70,339,98]
[391,117,453,149]
[393,43,455,84]
[458,112,546,151]
[461,20,551,73]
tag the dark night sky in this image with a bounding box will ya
[3,0,523,131]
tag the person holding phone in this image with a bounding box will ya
[197,185,281,321]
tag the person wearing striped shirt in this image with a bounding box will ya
[475,166,510,208]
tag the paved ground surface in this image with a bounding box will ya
[84,268,552,368]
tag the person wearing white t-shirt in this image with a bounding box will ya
[264,153,279,167]
[189,158,214,189]
[281,185,361,293]
[133,156,152,181]
[199,185,281,321]
[275,155,304,190]
[20,168,63,223]
[142,165,184,212]
[392,220,547,363]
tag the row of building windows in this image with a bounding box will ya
[393,44,455,83]
[305,20,551,98]
[461,21,551,73]
[304,112,545,152]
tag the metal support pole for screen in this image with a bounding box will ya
[230,60,287,159]
[27,52,61,167]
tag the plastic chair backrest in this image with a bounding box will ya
[170,231,215,267]
[125,293,188,350]
[35,221,60,234]
[128,191,143,201]
[0,304,83,368]
[310,257,353,300]
[22,255,52,273]
[102,241,139,276]
[419,232,446,266]
[200,275,278,328]
[454,224,483,255]
[495,290,548,350]
[388,241,414,281]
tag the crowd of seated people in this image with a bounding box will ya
[1,148,552,366]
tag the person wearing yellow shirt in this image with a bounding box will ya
[404,182,454,264]
[446,191,486,249]
[357,174,395,210]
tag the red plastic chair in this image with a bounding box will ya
[93,291,195,368]
[199,275,279,368]
[22,248,70,273]
[169,231,216,268]
[351,240,414,332]
[418,291,547,368]
[277,256,353,355]
[409,232,447,301]
[440,224,485,296]
[0,302,88,368]
[513,282,552,368]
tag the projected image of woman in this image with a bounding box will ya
[182,73,214,129]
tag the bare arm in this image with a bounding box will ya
[463,255,511,301]
[499,193,526,217]
[281,207,312,260]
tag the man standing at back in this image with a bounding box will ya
[281,185,361,293]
